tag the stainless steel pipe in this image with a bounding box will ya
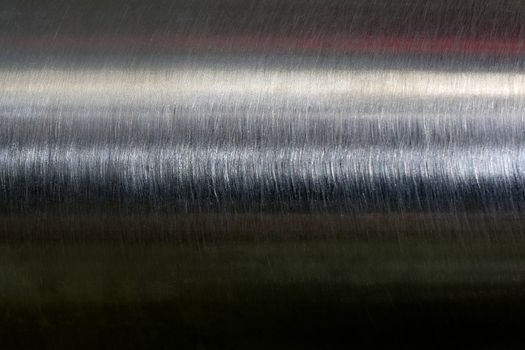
[1,0,525,347]
[2,1,525,242]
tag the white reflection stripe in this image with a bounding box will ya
[2,69,525,102]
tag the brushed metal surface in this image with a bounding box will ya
[1,1,525,347]
[2,6,525,240]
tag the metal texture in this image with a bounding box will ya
[1,0,525,347]
[2,0,525,242]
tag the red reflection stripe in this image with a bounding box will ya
[2,34,525,57]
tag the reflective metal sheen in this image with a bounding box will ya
[2,1,525,242]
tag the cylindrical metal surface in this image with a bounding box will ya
[2,1,525,347]
[2,1,525,242]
